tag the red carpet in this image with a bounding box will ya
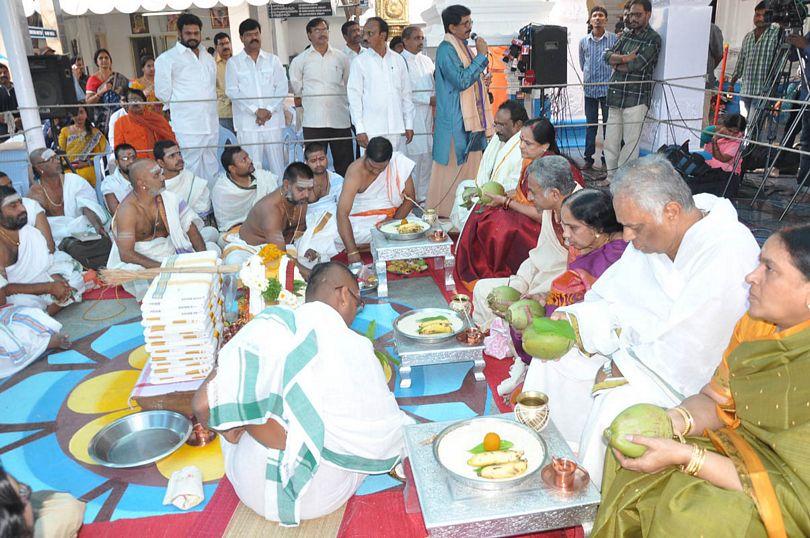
[79,513,198,537]
[82,285,134,301]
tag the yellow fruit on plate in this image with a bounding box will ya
[483,432,501,452]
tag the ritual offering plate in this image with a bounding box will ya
[394,307,466,343]
[387,258,429,275]
[433,417,546,491]
[377,217,430,241]
[88,411,192,468]
[540,459,591,495]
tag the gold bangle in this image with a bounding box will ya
[672,406,694,439]
[347,249,359,256]
[681,445,706,476]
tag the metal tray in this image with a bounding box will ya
[88,411,192,468]
[432,416,547,491]
[376,218,430,241]
[393,307,466,343]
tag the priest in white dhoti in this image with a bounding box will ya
[107,160,217,300]
[295,143,345,268]
[337,137,416,264]
[0,276,70,378]
[192,262,409,525]
[28,149,110,247]
[154,139,218,245]
[401,26,435,203]
[347,17,414,153]
[225,19,289,176]
[211,146,279,240]
[0,173,55,253]
[154,13,219,188]
[522,155,760,487]
[0,186,86,314]
[100,144,137,215]
[450,100,527,232]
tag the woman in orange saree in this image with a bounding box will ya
[592,224,810,537]
[454,118,583,291]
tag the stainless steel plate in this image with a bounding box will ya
[432,417,547,491]
[88,411,192,468]
[394,307,466,343]
[377,218,430,241]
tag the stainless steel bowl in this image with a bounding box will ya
[432,417,547,491]
[393,308,466,344]
[88,411,192,468]
[377,218,429,241]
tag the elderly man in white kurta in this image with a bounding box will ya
[347,17,414,153]
[226,19,289,176]
[450,100,528,232]
[400,26,435,203]
[522,155,760,487]
[154,13,219,188]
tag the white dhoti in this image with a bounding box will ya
[404,151,432,203]
[6,226,86,310]
[47,173,110,246]
[176,131,220,190]
[211,169,279,235]
[222,432,365,521]
[0,298,62,378]
[237,129,287,178]
[295,211,343,269]
[221,238,260,267]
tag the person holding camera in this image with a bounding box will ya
[787,31,810,187]
[730,2,781,118]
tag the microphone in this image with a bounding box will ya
[471,32,478,40]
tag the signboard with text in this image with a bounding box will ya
[29,26,57,39]
[268,1,333,19]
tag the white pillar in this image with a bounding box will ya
[0,0,45,150]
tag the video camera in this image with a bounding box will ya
[764,0,809,30]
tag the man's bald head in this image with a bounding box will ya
[128,158,165,195]
[305,262,362,326]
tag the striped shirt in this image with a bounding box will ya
[579,31,618,98]
[732,24,781,96]
[603,25,661,109]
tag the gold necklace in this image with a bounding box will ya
[40,176,64,207]
[0,227,19,246]
[283,197,304,240]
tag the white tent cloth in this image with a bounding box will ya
[23,0,326,17]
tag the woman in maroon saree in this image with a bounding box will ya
[454,118,584,291]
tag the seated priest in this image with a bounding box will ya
[450,99,528,232]
[113,88,176,159]
[0,273,71,378]
[222,162,313,267]
[337,137,416,264]
[0,172,55,253]
[522,155,760,487]
[153,140,217,244]
[0,185,86,314]
[294,142,345,268]
[107,159,217,300]
[28,148,111,268]
[192,262,408,525]
[211,146,278,241]
[592,224,810,538]
[100,144,137,215]
[453,118,584,291]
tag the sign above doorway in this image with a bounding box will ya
[268,1,333,19]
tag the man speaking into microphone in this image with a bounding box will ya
[427,4,494,217]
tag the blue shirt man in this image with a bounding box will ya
[579,6,618,168]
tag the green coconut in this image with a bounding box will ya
[522,318,575,360]
[603,403,674,458]
[505,299,544,331]
[479,182,506,205]
[486,285,521,317]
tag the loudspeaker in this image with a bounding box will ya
[530,25,567,87]
[28,54,77,118]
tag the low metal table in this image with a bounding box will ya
[370,228,455,298]
[395,332,485,389]
[404,414,600,537]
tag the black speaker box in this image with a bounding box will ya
[28,54,77,118]
[530,25,568,87]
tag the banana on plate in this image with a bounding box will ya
[417,318,453,334]
[479,460,528,479]
[466,449,524,467]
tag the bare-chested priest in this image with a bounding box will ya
[107,159,216,300]
[337,136,416,264]
[223,162,313,266]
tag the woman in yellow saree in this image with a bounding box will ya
[593,224,810,537]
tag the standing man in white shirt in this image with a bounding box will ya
[226,18,289,177]
[401,26,435,203]
[341,20,363,60]
[289,18,353,177]
[347,17,414,153]
[154,13,219,188]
